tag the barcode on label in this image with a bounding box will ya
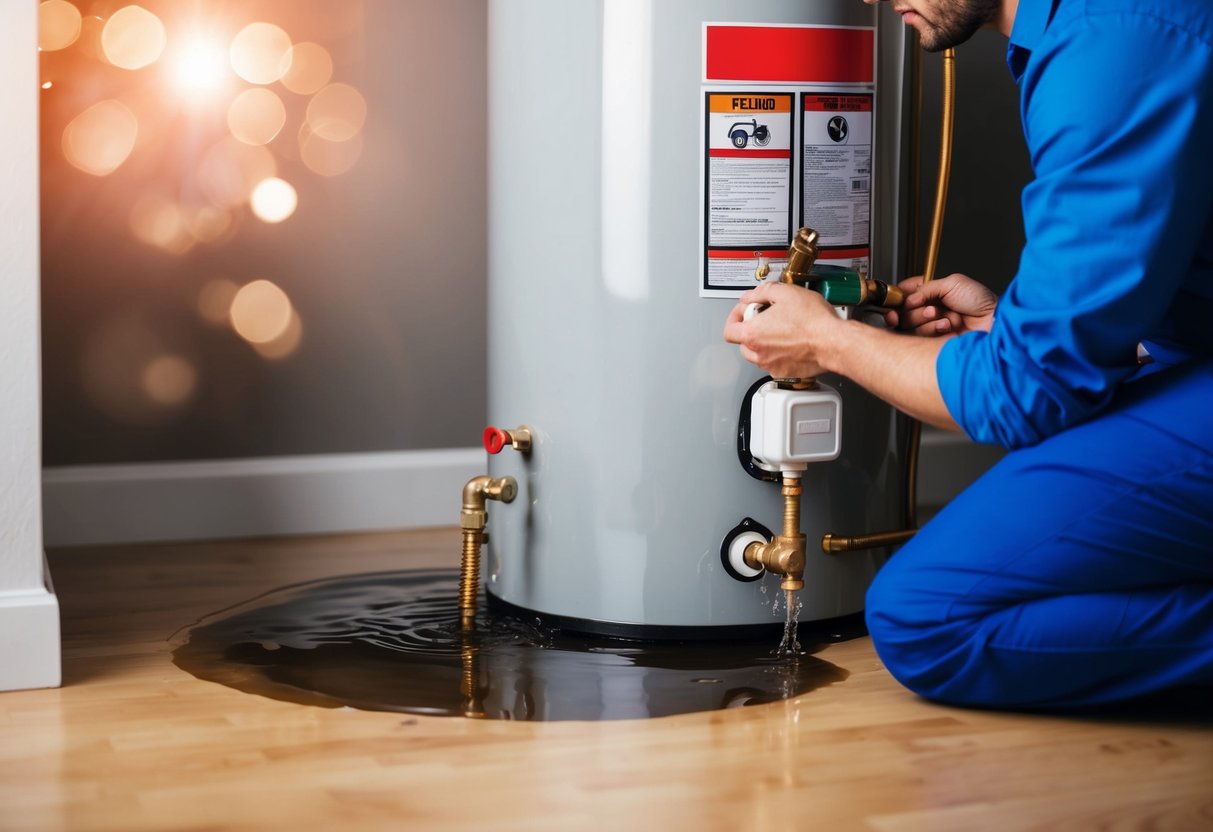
[851,178,869,193]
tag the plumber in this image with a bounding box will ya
[724,0,1213,709]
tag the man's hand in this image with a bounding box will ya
[884,273,998,336]
[723,277,962,432]
[722,282,844,378]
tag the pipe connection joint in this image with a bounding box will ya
[742,535,806,593]
[460,475,516,531]
[721,478,808,594]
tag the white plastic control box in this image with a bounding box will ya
[749,380,842,475]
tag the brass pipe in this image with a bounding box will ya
[905,419,922,530]
[922,47,955,284]
[460,640,484,718]
[824,47,956,554]
[822,528,916,553]
[458,530,484,629]
[781,227,820,286]
[743,476,807,592]
[907,40,924,276]
[458,475,517,630]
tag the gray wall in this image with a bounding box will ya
[40,7,1027,468]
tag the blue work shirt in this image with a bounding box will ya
[936,0,1213,449]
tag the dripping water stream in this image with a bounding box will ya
[173,569,858,722]
[776,589,803,657]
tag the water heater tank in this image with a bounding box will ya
[485,0,912,636]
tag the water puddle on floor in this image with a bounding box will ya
[172,569,855,721]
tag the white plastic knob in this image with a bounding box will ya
[727,531,767,579]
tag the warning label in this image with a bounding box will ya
[700,23,876,297]
[703,92,794,291]
[802,94,873,251]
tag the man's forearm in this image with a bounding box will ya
[822,321,962,432]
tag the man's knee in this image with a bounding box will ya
[864,551,987,705]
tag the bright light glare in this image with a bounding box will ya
[170,36,230,95]
[250,177,298,223]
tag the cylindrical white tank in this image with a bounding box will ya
[485,0,912,635]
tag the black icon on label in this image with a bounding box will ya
[728,120,772,149]
[827,116,849,144]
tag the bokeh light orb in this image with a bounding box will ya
[227,88,286,146]
[101,5,166,70]
[62,99,139,176]
[298,124,364,177]
[39,0,82,52]
[141,354,198,407]
[81,319,186,425]
[187,206,235,244]
[250,177,298,223]
[230,22,292,85]
[129,192,193,253]
[281,42,333,95]
[305,83,367,142]
[253,310,303,360]
[230,279,294,344]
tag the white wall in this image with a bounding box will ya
[0,0,61,692]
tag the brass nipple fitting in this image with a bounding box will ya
[780,227,820,287]
[459,475,517,631]
[484,425,532,455]
[755,227,820,285]
[742,476,806,592]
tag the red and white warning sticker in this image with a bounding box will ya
[700,23,875,297]
[703,92,795,292]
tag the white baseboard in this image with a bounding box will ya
[42,448,485,548]
[41,435,999,549]
[0,558,61,691]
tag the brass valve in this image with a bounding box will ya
[756,227,820,285]
[484,425,533,455]
[754,227,904,311]
[741,477,806,592]
[779,227,821,286]
[459,475,517,630]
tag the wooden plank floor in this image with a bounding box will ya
[3,528,1211,832]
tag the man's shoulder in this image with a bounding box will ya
[1061,0,1213,45]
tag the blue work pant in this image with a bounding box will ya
[866,357,1213,709]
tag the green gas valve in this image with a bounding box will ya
[811,264,904,309]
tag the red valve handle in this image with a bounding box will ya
[484,426,510,455]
